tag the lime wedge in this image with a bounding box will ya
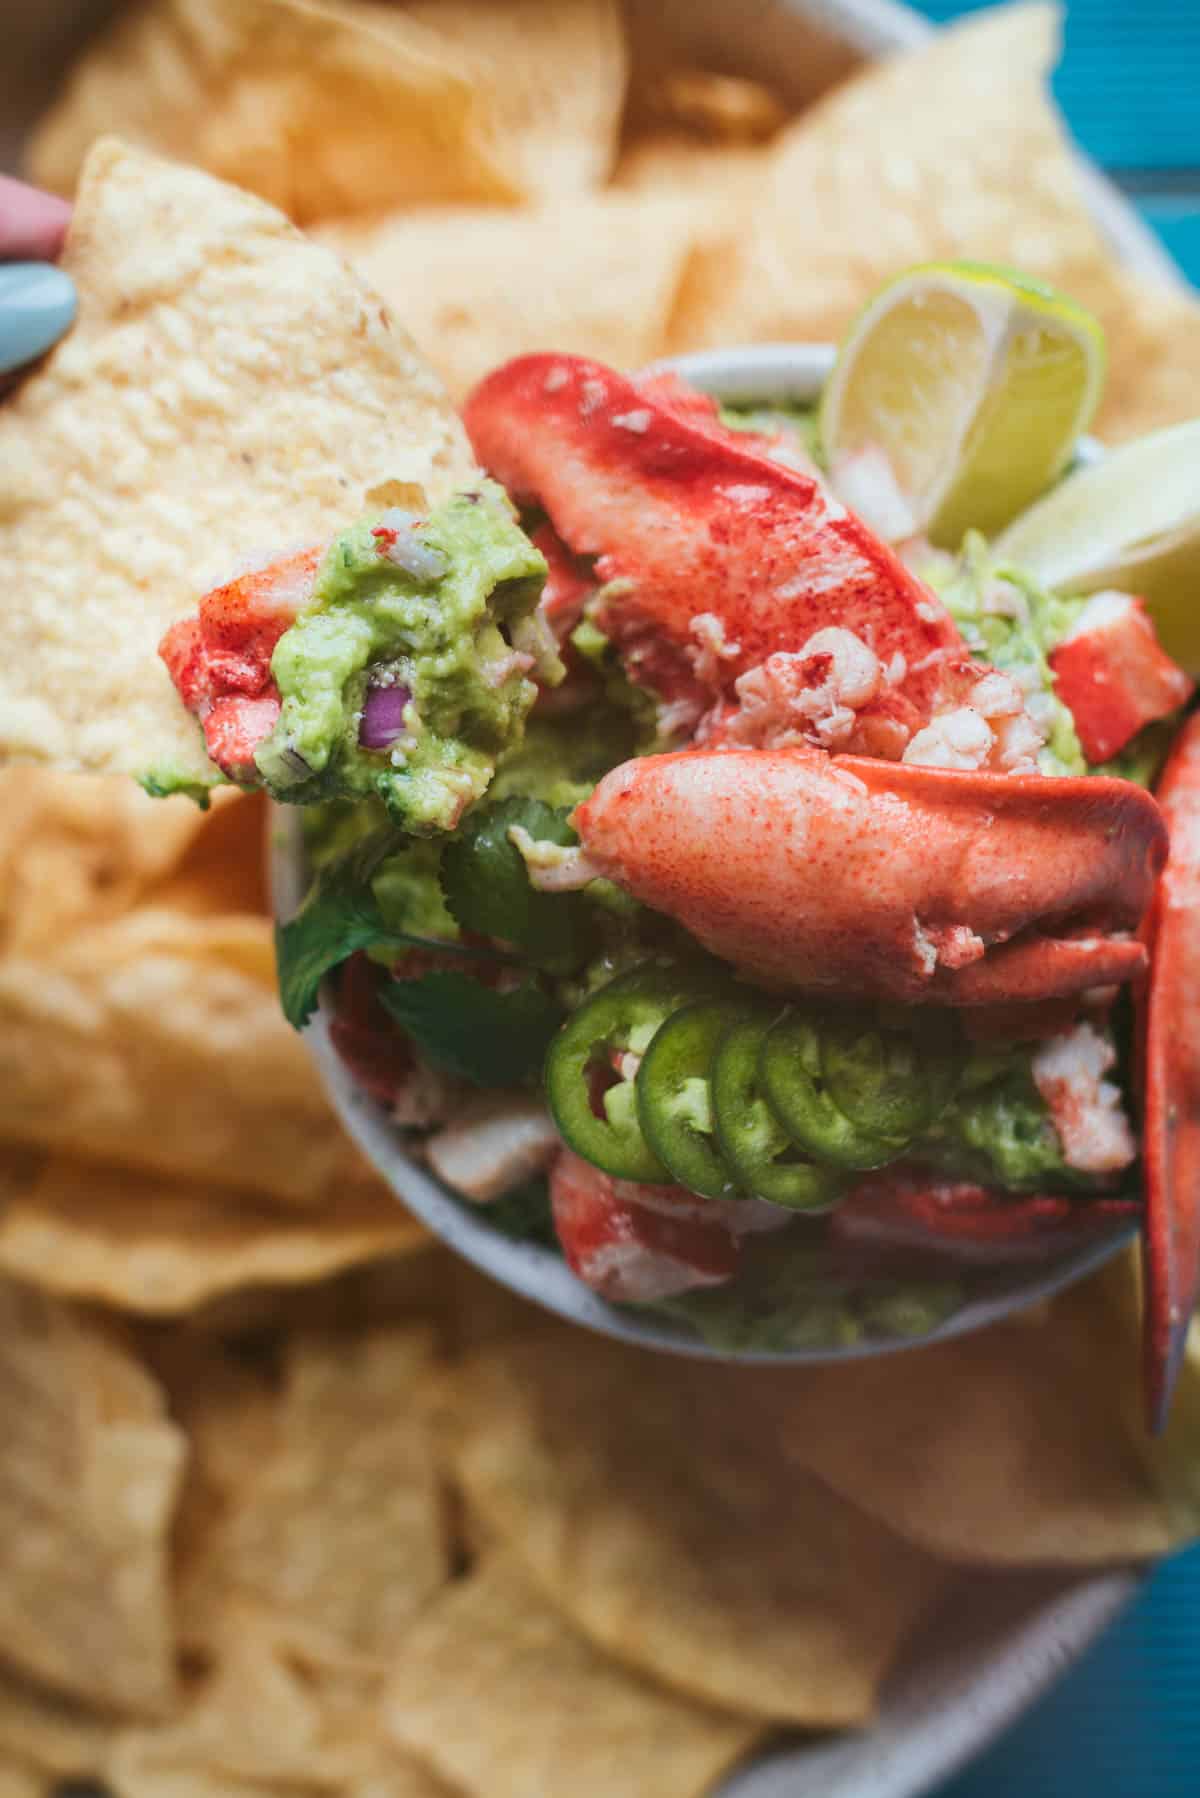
[819,262,1106,548]
[995,418,1200,671]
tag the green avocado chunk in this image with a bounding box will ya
[924,532,1088,776]
[254,482,551,833]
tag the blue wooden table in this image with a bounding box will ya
[914,10,1200,1786]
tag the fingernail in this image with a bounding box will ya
[0,262,77,376]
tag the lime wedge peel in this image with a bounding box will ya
[819,262,1106,548]
[995,418,1200,671]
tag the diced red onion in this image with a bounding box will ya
[360,682,412,749]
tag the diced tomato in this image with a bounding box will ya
[328,953,412,1107]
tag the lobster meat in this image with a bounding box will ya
[1142,712,1200,1430]
[832,1169,1138,1267]
[159,547,321,781]
[465,353,1034,752]
[464,353,1187,1410]
[1049,591,1192,765]
[573,746,1166,1006]
[549,1150,742,1302]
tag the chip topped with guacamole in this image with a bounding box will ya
[0,135,478,793]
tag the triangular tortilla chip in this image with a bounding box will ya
[180,1326,447,1659]
[401,0,627,199]
[436,1325,945,1726]
[0,1156,424,1315]
[0,1277,184,1715]
[383,1556,761,1798]
[318,190,699,400]
[763,1271,1169,1567]
[25,0,512,218]
[672,6,1143,359]
[0,137,475,784]
[0,907,376,1207]
[0,1665,112,1781]
[0,767,214,957]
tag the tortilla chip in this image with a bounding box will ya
[26,0,516,218]
[108,1603,449,1798]
[142,789,270,921]
[436,1327,944,1725]
[0,1276,184,1714]
[765,1273,1169,1567]
[383,1557,761,1798]
[1094,267,1200,442]
[0,1156,423,1315]
[0,768,218,957]
[0,1666,112,1780]
[639,68,788,142]
[612,134,769,196]
[402,0,627,199]
[181,1327,447,1658]
[0,907,375,1207]
[0,136,476,783]
[672,6,1130,354]
[318,190,699,400]
[0,1762,42,1798]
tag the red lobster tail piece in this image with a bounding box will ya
[464,352,978,733]
[1143,712,1200,1431]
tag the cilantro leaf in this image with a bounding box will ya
[380,971,562,1086]
[440,797,581,971]
[479,1175,557,1248]
[276,833,483,1030]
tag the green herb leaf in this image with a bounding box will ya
[480,1175,557,1247]
[441,797,581,971]
[276,833,477,1029]
[381,970,562,1086]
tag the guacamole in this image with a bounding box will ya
[925,532,1088,775]
[254,483,551,831]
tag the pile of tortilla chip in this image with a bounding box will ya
[2,3,1200,1794]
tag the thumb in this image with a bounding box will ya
[0,174,72,261]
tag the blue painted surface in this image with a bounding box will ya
[913,6,1200,1790]
[915,0,1200,284]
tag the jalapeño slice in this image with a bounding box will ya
[761,1010,905,1171]
[712,1012,845,1212]
[821,1006,962,1142]
[636,1000,745,1200]
[544,962,726,1182]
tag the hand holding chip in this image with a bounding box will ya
[0,174,76,376]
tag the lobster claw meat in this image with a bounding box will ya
[573,745,1168,1007]
[831,1168,1138,1268]
[1142,712,1200,1430]
[159,546,321,780]
[464,352,1010,744]
[549,1150,741,1302]
[1048,591,1193,765]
